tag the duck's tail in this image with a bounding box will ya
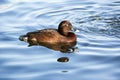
[19,35,28,42]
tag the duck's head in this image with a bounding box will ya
[58,20,75,36]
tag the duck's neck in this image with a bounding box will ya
[58,29,68,36]
[67,32,76,41]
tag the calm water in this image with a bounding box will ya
[0,0,120,80]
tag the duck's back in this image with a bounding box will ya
[26,29,64,43]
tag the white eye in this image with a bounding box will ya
[66,24,69,27]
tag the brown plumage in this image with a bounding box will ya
[19,20,77,46]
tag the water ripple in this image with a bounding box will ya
[0,0,120,80]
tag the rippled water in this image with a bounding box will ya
[0,0,120,80]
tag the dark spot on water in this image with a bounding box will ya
[57,57,69,62]
[62,70,68,73]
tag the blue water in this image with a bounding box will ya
[0,0,120,80]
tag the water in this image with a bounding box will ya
[0,0,120,80]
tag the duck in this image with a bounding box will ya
[19,20,77,47]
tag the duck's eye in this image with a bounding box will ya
[66,24,69,27]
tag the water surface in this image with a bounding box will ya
[0,0,120,80]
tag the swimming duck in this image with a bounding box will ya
[19,20,76,45]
